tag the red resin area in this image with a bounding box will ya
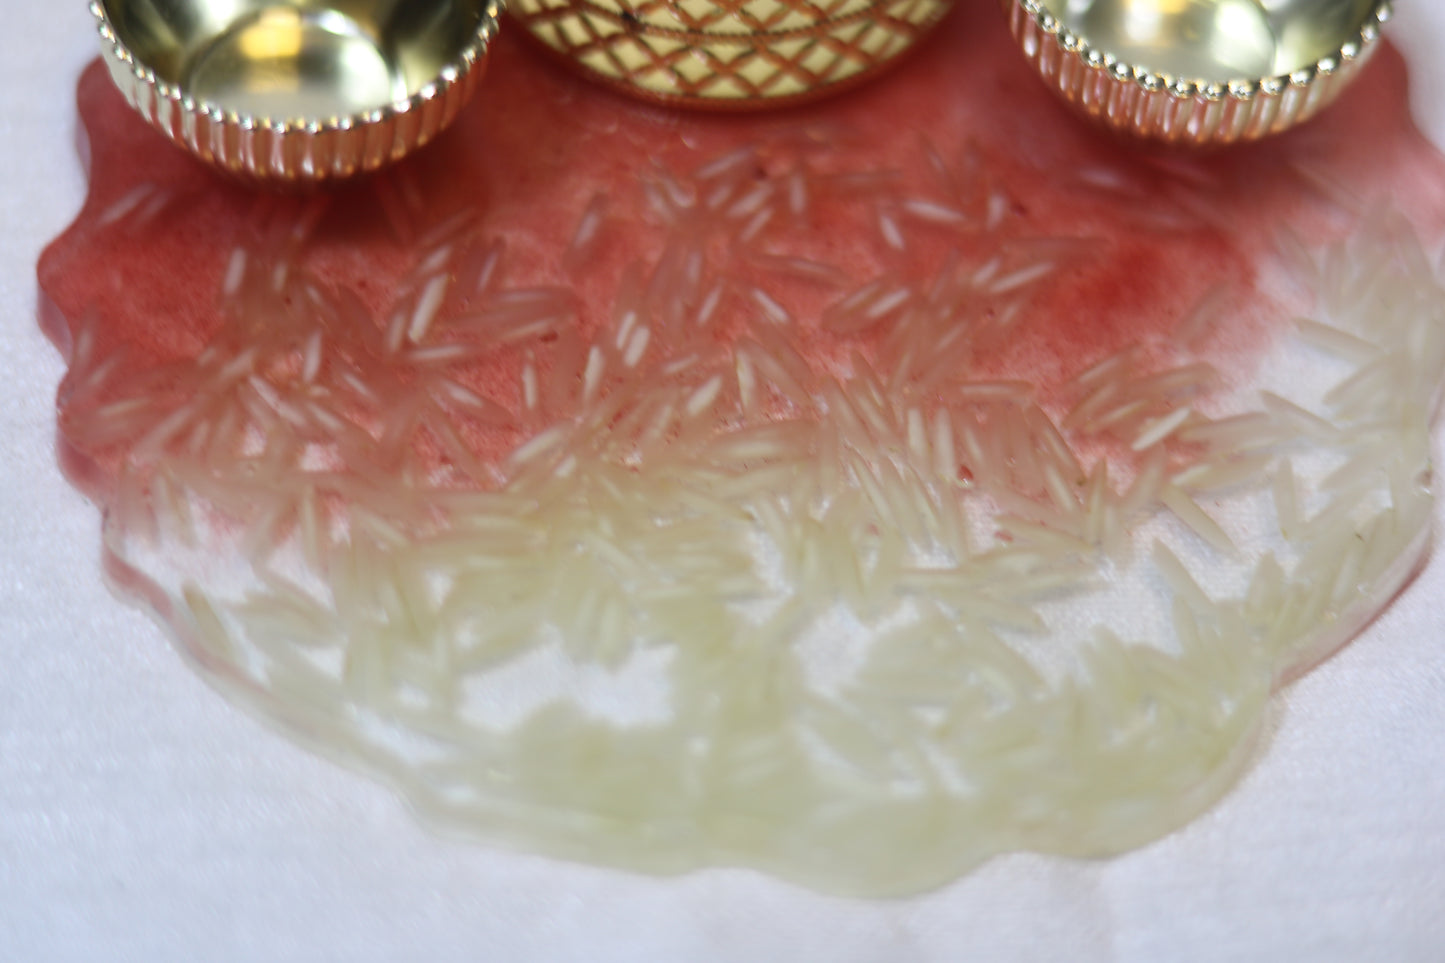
[39,2,1445,501]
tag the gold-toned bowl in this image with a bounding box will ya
[1001,0,1392,146]
[92,0,502,185]
[509,0,954,109]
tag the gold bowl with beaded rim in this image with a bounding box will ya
[91,0,502,185]
[509,0,956,109]
[1002,0,1393,145]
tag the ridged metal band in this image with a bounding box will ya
[89,1,502,185]
[1000,0,1392,146]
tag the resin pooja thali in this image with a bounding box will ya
[18,0,1445,922]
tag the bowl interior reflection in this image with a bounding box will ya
[1035,0,1380,83]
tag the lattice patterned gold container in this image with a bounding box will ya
[509,0,954,108]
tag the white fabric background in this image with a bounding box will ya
[4,5,1444,961]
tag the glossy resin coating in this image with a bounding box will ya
[40,6,1445,895]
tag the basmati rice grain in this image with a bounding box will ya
[1161,483,1237,555]
[406,275,449,343]
[1132,406,1194,451]
[565,193,608,271]
[1260,391,1342,442]
[751,288,792,326]
[522,356,539,413]
[902,198,969,227]
[1151,541,1214,612]
[1294,316,1381,362]
[738,206,774,243]
[878,208,906,251]
[623,326,652,368]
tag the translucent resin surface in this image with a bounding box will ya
[39,4,1445,895]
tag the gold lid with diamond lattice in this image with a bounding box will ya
[509,0,954,108]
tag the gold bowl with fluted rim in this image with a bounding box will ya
[1001,0,1392,145]
[91,0,502,185]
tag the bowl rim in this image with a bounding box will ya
[89,0,502,134]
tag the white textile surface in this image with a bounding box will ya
[3,5,1443,961]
